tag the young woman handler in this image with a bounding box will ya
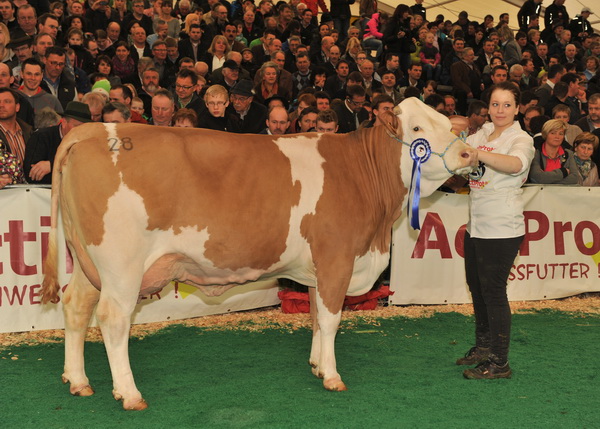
[457,82,535,379]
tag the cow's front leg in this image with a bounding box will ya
[313,264,350,391]
[62,264,99,397]
[308,287,321,377]
[96,279,147,411]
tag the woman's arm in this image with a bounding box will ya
[477,150,524,175]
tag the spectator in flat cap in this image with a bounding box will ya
[225,79,268,133]
[24,101,91,184]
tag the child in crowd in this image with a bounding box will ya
[131,97,146,119]
[419,32,441,81]
[197,84,229,131]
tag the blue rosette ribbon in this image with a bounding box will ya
[407,138,432,230]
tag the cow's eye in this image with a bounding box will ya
[413,126,420,132]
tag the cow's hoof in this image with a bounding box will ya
[324,378,347,392]
[71,384,95,396]
[62,375,94,396]
[311,366,324,378]
[113,390,148,411]
[123,398,148,411]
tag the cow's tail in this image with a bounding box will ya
[41,134,80,304]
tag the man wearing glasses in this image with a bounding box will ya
[40,46,77,110]
[225,79,267,134]
[331,84,369,133]
[152,40,175,87]
[36,13,59,41]
[174,69,203,113]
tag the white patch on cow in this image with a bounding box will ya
[313,289,342,381]
[269,135,325,283]
[347,250,391,296]
[104,123,120,165]
[88,181,270,290]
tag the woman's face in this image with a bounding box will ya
[553,111,569,124]
[71,18,82,30]
[263,67,277,85]
[215,39,226,53]
[314,73,326,86]
[491,57,504,67]
[52,6,64,17]
[575,142,594,161]
[546,129,565,147]
[98,60,111,74]
[116,46,129,60]
[488,89,518,130]
[242,50,252,61]
[297,101,309,114]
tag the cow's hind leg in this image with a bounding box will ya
[95,271,147,411]
[62,261,99,397]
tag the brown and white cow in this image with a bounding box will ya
[42,98,477,410]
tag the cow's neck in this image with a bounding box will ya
[348,126,407,233]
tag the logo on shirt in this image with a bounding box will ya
[469,161,486,181]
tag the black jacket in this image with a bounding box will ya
[331,99,369,134]
[40,72,77,110]
[225,102,268,134]
[23,124,61,184]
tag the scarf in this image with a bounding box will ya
[112,56,136,79]
[574,155,592,180]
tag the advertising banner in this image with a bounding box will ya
[390,186,600,304]
[0,187,280,334]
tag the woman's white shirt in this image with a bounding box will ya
[466,121,535,239]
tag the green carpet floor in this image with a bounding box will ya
[1,310,598,428]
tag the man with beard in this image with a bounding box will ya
[138,67,161,117]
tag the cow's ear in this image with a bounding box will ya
[380,110,401,138]
[449,115,469,136]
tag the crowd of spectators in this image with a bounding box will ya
[0,0,598,188]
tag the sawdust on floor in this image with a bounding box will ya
[2,294,599,348]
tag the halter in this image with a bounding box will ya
[387,130,468,230]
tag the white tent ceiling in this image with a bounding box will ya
[350,1,600,36]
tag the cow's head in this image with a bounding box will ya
[380,98,478,200]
